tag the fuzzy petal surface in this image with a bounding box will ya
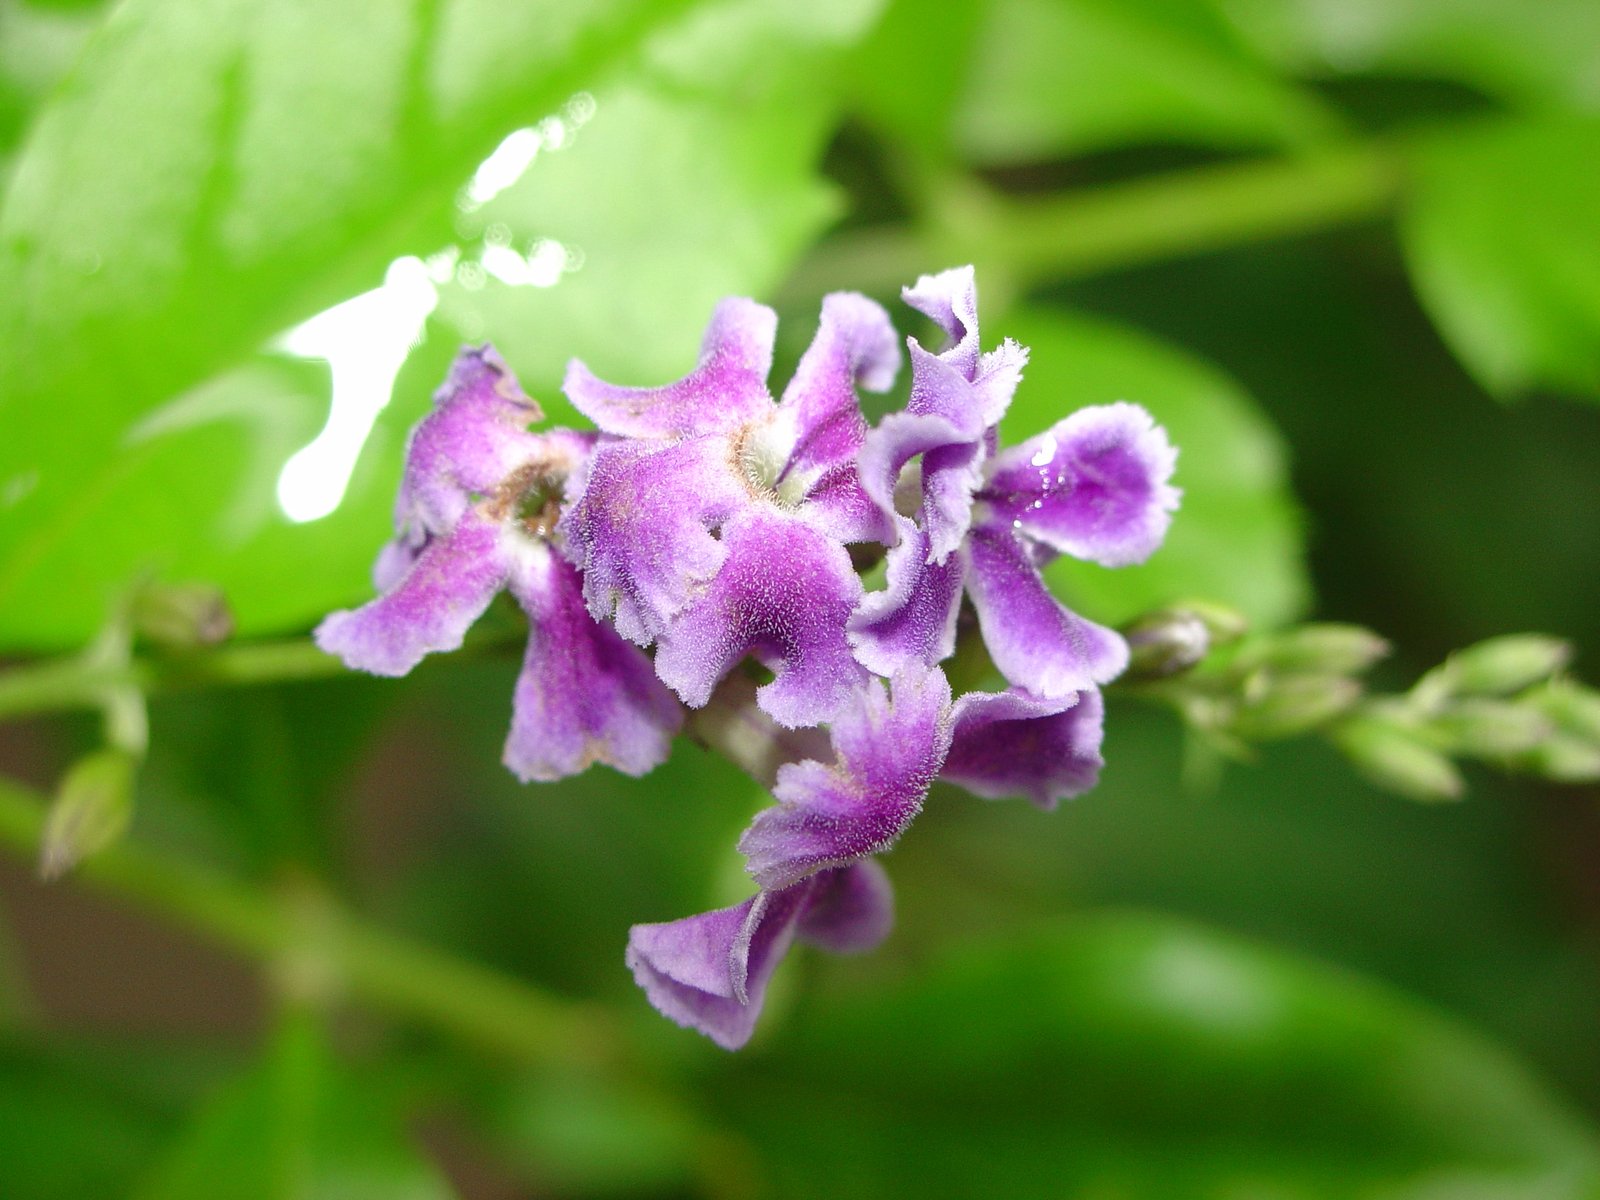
[796,860,895,954]
[626,885,807,1051]
[739,667,953,890]
[502,543,682,782]
[654,511,867,728]
[847,516,963,675]
[982,402,1179,567]
[943,687,1105,808]
[316,507,508,677]
[776,292,900,481]
[564,297,776,439]
[396,346,545,536]
[559,436,748,644]
[965,525,1128,698]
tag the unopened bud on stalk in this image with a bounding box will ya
[1526,680,1600,743]
[1235,624,1389,676]
[1332,716,1464,803]
[1122,609,1211,679]
[39,749,137,880]
[1413,635,1572,710]
[1229,674,1362,740]
[1517,736,1600,784]
[1426,700,1554,759]
[131,582,234,649]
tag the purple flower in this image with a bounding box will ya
[559,294,901,728]
[850,268,1179,701]
[316,348,682,781]
[627,860,893,1050]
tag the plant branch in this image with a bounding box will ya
[784,139,1401,301]
[0,775,620,1070]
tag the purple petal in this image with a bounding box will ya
[316,507,508,677]
[848,516,963,676]
[982,402,1179,567]
[396,346,545,536]
[502,543,683,781]
[964,525,1128,698]
[856,408,972,532]
[563,298,776,439]
[654,511,867,728]
[558,436,749,645]
[903,266,980,379]
[942,687,1105,809]
[776,292,900,481]
[738,667,953,890]
[796,860,895,954]
[625,883,810,1051]
[798,464,897,545]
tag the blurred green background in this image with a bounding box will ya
[2,0,1599,1195]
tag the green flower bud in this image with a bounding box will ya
[1122,609,1211,679]
[131,582,234,649]
[1425,699,1554,759]
[1229,674,1362,740]
[1413,635,1572,710]
[1516,736,1600,784]
[40,749,137,880]
[1526,680,1600,743]
[1333,716,1464,803]
[1235,624,1389,676]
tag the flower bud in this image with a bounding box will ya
[1526,681,1600,743]
[1413,635,1572,709]
[40,749,137,880]
[1235,624,1389,676]
[1333,716,1464,802]
[1122,609,1210,679]
[1425,700,1554,759]
[131,582,234,649]
[1229,674,1362,740]
[1516,736,1600,784]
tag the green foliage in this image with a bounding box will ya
[956,0,1339,162]
[1402,119,1600,398]
[740,914,1600,1198]
[132,1014,450,1200]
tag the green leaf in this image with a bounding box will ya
[846,0,985,160]
[739,914,1600,1198]
[1401,118,1600,399]
[1220,0,1600,116]
[954,0,1339,165]
[134,1014,450,1200]
[0,0,879,649]
[1001,306,1309,627]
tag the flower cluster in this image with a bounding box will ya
[318,267,1178,1048]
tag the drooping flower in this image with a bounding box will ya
[316,348,682,781]
[559,294,900,728]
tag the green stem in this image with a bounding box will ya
[0,775,619,1070]
[785,140,1402,300]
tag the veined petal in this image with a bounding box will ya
[903,265,980,379]
[558,436,748,645]
[655,511,867,728]
[776,292,900,481]
[943,687,1105,809]
[965,525,1128,698]
[738,667,953,890]
[502,542,682,782]
[847,516,962,676]
[563,297,776,438]
[982,402,1179,568]
[316,507,508,677]
[397,346,545,536]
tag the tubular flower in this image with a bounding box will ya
[316,348,682,782]
[320,268,1180,1050]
